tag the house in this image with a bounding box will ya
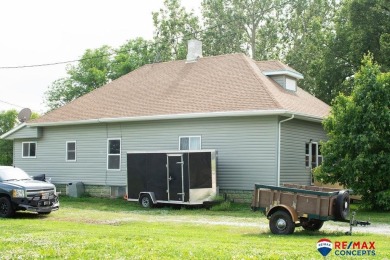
[1,40,329,201]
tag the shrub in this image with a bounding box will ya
[375,190,390,211]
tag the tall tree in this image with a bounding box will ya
[0,110,18,165]
[45,39,156,110]
[153,0,201,61]
[201,0,247,56]
[307,0,390,104]
[109,38,157,81]
[315,55,390,210]
[45,46,112,110]
[284,0,339,94]
[201,0,287,60]
[0,110,39,165]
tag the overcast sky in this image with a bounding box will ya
[0,0,202,114]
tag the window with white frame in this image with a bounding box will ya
[179,136,201,150]
[22,142,36,158]
[107,139,121,170]
[66,141,76,162]
[305,142,322,169]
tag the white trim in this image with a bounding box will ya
[26,110,289,127]
[3,110,324,138]
[277,115,294,186]
[263,70,304,79]
[0,122,26,139]
[127,149,216,154]
[22,141,37,158]
[66,141,77,162]
[107,138,121,171]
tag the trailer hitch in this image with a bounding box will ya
[345,211,371,235]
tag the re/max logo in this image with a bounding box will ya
[335,241,376,250]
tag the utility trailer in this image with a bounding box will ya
[126,150,217,208]
[251,183,370,235]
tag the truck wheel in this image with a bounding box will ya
[335,190,349,220]
[139,194,153,208]
[0,197,15,218]
[300,219,324,231]
[269,210,295,235]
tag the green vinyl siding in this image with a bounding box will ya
[13,116,279,190]
[279,119,327,185]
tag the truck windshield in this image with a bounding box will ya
[0,167,32,181]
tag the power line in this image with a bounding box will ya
[0,99,25,109]
[0,1,291,70]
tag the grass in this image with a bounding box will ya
[0,197,388,259]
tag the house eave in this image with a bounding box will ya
[0,122,26,139]
[263,70,304,80]
[27,110,291,127]
[1,110,325,139]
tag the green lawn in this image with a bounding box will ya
[0,197,388,259]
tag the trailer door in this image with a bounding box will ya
[167,154,184,201]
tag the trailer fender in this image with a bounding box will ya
[138,192,157,204]
[267,205,299,223]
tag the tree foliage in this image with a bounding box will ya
[308,0,390,104]
[45,39,156,110]
[201,0,287,60]
[0,110,18,165]
[284,0,339,94]
[152,0,200,61]
[0,110,39,166]
[315,55,390,209]
[109,38,157,80]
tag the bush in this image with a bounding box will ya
[375,190,390,211]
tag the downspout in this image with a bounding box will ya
[277,114,295,186]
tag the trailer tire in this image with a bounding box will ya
[139,194,153,208]
[335,190,349,220]
[269,210,295,235]
[0,197,15,218]
[300,219,324,231]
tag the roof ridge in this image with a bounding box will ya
[241,55,284,110]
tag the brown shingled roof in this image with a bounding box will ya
[31,53,329,124]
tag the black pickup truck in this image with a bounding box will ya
[0,166,59,218]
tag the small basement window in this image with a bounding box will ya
[107,139,121,170]
[179,136,201,150]
[22,142,36,158]
[66,141,76,162]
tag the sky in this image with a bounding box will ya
[0,0,202,114]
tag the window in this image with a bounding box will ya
[107,139,121,170]
[305,142,322,168]
[179,136,201,150]
[286,77,297,91]
[66,141,76,162]
[22,142,36,158]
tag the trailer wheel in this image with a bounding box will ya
[335,190,349,220]
[0,197,15,218]
[269,210,295,235]
[139,194,153,208]
[300,219,324,231]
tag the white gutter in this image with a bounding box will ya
[277,114,295,186]
[263,70,304,79]
[27,110,289,127]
